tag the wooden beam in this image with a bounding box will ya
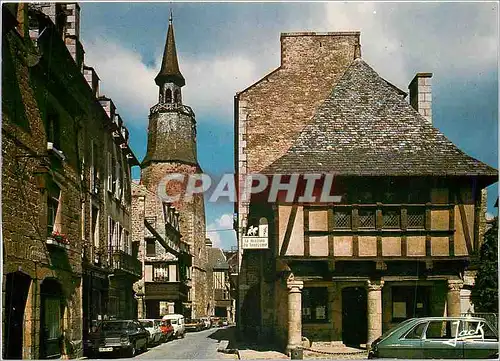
[280,204,298,256]
[456,191,473,255]
[449,192,456,257]
[304,207,310,257]
[328,208,334,256]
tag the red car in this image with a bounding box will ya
[159,319,174,342]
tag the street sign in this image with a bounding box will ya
[242,236,268,249]
[242,219,268,249]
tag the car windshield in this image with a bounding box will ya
[140,321,154,328]
[170,319,177,324]
[101,321,128,332]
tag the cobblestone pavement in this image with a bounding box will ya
[132,327,231,359]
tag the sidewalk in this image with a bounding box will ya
[216,327,368,360]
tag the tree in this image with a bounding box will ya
[471,219,498,313]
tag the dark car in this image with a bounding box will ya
[369,317,498,359]
[92,320,149,357]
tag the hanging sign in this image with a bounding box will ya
[242,220,268,249]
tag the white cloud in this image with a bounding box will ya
[82,38,261,126]
[206,213,236,249]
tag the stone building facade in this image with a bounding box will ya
[131,182,193,318]
[234,32,497,353]
[138,15,210,319]
[2,3,140,359]
[206,240,235,322]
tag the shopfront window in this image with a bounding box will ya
[392,286,430,322]
[302,287,328,323]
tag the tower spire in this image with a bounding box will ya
[155,13,185,88]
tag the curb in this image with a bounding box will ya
[217,340,241,359]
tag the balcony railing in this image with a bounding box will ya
[111,249,141,278]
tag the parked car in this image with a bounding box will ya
[185,318,204,332]
[211,317,220,327]
[159,319,175,341]
[93,320,149,357]
[162,314,185,338]
[139,319,163,345]
[200,317,211,329]
[369,317,498,359]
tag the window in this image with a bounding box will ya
[45,108,61,149]
[91,141,100,194]
[359,209,376,228]
[460,321,498,340]
[392,286,429,322]
[123,230,130,255]
[47,185,61,236]
[403,322,427,339]
[407,208,425,229]
[174,89,180,103]
[383,209,401,229]
[146,239,156,257]
[115,161,122,200]
[333,210,351,229]
[107,152,113,192]
[425,320,460,339]
[302,287,328,323]
[108,217,116,251]
[153,264,169,282]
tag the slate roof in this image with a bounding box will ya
[155,15,185,87]
[264,58,497,178]
[208,248,229,270]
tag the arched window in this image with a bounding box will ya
[165,89,172,103]
[174,89,180,103]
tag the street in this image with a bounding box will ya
[133,327,232,359]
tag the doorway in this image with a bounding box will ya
[40,279,63,359]
[3,272,31,359]
[342,287,367,346]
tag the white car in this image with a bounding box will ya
[162,314,185,338]
[200,317,211,329]
[139,319,163,345]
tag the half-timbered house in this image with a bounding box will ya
[234,32,497,353]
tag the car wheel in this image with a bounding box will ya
[181,332,185,339]
[128,343,136,358]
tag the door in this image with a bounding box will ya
[3,272,31,359]
[40,279,63,359]
[421,319,463,359]
[461,320,499,359]
[381,321,427,359]
[342,287,367,346]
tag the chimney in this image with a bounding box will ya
[205,238,213,248]
[64,3,83,69]
[83,66,100,97]
[409,73,432,124]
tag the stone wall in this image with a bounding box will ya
[144,110,197,165]
[2,20,83,358]
[141,162,209,317]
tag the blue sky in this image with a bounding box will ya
[79,2,498,250]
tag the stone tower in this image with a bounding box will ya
[141,14,209,318]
